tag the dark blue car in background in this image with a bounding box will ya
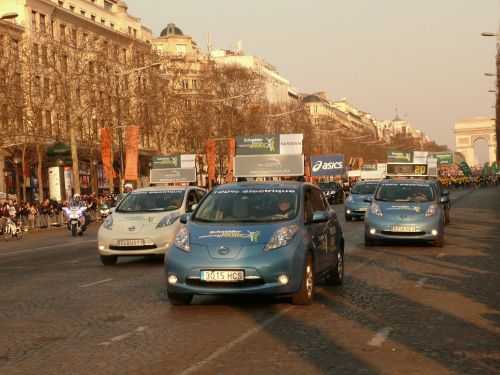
[164,182,345,305]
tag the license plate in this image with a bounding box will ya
[392,225,417,232]
[118,239,144,247]
[201,270,245,282]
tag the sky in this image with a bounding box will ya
[127,0,498,156]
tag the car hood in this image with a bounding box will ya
[377,201,433,218]
[187,221,297,259]
[112,210,182,233]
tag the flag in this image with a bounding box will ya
[100,127,114,185]
[124,126,140,181]
[206,139,216,187]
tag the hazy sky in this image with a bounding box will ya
[127,0,498,151]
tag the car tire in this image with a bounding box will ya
[327,250,344,286]
[345,214,352,222]
[292,254,314,305]
[167,292,193,306]
[100,255,118,266]
[364,234,375,247]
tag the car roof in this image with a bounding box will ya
[133,186,189,193]
[380,178,432,185]
[214,181,306,190]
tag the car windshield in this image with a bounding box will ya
[193,187,299,223]
[117,190,184,213]
[351,183,378,195]
[375,184,434,203]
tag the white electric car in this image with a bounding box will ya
[98,186,206,265]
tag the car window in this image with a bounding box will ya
[185,190,198,212]
[117,190,184,213]
[311,188,326,212]
[195,189,205,201]
[351,183,378,195]
[193,187,299,223]
[375,183,435,203]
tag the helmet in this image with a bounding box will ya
[124,183,133,192]
[73,193,81,200]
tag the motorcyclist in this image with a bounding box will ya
[115,183,134,205]
[69,193,90,230]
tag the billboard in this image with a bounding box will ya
[433,152,454,166]
[48,167,63,202]
[234,154,304,177]
[413,151,429,164]
[150,154,196,184]
[310,154,345,176]
[387,151,413,163]
[235,134,303,155]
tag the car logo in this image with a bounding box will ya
[218,246,230,255]
[128,226,136,232]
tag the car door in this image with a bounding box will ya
[304,186,329,273]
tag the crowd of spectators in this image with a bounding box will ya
[0,193,117,233]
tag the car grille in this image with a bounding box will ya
[109,244,157,251]
[186,279,265,289]
[381,231,426,237]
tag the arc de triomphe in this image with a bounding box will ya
[455,117,496,166]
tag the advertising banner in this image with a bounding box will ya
[433,152,453,166]
[150,154,197,184]
[236,135,279,155]
[124,126,140,181]
[387,151,413,163]
[310,154,345,176]
[48,167,63,202]
[427,157,438,176]
[279,134,303,155]
[100,127,114,186]
[413,151,429,164]
[234,154,304,177]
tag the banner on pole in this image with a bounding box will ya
[100,128,114,185]
[124,126,140,181]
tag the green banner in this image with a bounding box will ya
[459,161,472,177]
[433,152,453,166]
[387,150,413,163]
[152,155,180,169]
[236,135,279,155]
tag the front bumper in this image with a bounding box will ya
[98,225,179,256]
[365,215,443,242]
[345,202,369,217]
[165,241,306,296]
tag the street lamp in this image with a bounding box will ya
[484,72,496,77]
[481,30,500,162]
[0,12,18,20]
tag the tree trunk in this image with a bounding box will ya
[70,125,80,195]
[37,144,44,202]
[21,146,27,202]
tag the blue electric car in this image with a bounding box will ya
[164,182,345,305]
[364,179,446,247]
[344,180,380,221]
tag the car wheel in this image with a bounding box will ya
[345,214,352,222]
[327,251,344,286]
[167,292,193,306]
[292,254,315,305]
[100,255,118,266]
[364,234,375,247]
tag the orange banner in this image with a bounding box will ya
[100,128,114,186]
[124,126,140,181]
[206,139,216,188]
[225,138,235,183]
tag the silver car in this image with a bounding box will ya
[364,179,446,247]
[98,186,206,265]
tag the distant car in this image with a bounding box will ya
[164,182,345,305]
[364,179,446,247]
[98,186,206,266]
[344,180,380,221]
[427,179,451,224]
[319,181,345,204]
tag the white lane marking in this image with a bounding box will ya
[98,326,147,346]
[178,306,294,375]
[367,327,392,347]
[0,240,97,258]
[79,278,113,288]
[416,277,428,288]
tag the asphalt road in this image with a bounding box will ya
[0,187,499,375]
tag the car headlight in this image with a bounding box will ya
[156,213,181,229]
[425,204,437,217]
[370,202,383,217]
[174,227,190,252]
[102,215,113,230]
[264,224,299,251]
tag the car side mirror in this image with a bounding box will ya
[179,213,191,224]
[364,197,373,203]
[312,211,329,224]
[186,203,198,213]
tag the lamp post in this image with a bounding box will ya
[481,31,500,163]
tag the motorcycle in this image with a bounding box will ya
[63,206,87,237]
[3,217,23,241]
[99,204,111,220]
